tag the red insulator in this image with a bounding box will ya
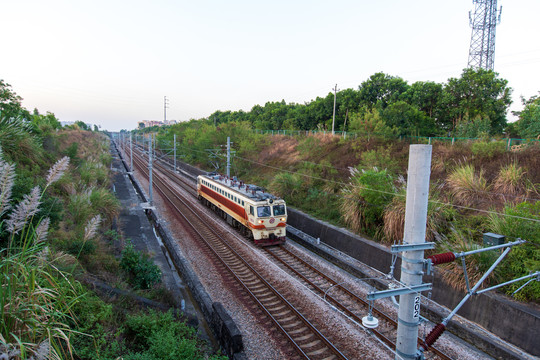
[424,323,446,348]
[428,252,456,265]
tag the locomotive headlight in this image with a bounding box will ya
[280,217,286,221]
[258,220,264,224]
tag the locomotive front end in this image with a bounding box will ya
[248,199,287,246]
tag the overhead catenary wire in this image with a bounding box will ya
[147,133,540,223]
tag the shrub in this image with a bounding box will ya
[123,310,226,360]
[358,147,400,174]
[80,161,108,187]
[68,238,97,257]
[268,172,303,204]
[340,167,394,237]
[89,188,120,224]
[120,242,161,290]
[488,201,540,301]
[471,140,506,158]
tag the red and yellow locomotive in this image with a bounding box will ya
[197,173,287,246]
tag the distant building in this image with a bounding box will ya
[137,120,178,129]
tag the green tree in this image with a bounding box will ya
[358,72,409,110]
[400,81,443,119]
[440,68,512,135]
[513,94,540,139]
[0,80,24,117]
[381,101,435,136]
[74,121,91,131]
[348,107,395,139]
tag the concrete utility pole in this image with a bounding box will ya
[173,134,177,172]
[332,84,339,135]
[226,136,231,178]
[148,136,153,206]
[130,132,133,172]
[395,144,432,359]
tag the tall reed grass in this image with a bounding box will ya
[1,153,80,359]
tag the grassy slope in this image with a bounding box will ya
[226,134,539,301]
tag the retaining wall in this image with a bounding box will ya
[288,207,540,358]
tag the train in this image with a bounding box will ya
[197,172,287,246]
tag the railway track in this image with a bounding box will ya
[127,146,348,360]
[263,246,452,360]
[120,142,453,359]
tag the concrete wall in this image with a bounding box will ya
[287,207,540,358]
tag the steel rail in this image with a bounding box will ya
[264,245,452,360]
[128,146,347,360]
[123,142,450,359]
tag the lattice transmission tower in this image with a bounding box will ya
[467,0,502,70]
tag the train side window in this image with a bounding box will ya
[249,206,254,215]
[242,200,244,206]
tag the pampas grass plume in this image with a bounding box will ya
[84,215,101,241]
[46,156,70,188]
[6,186,41,235]
[34,217,51,244]
[0,160,16,217]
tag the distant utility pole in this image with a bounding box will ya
[332,84,339,135]
[173,134,177,172]
[467,0,502,70]
[129,132,133,172]
[164,96,169,123]
[226,137,231,178]
[148,135,153,206]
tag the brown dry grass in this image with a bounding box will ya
[258,135,300,166]
[493,162,528,199]
[447,164,490,207]
[383,188,455,244]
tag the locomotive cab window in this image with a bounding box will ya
[257,206,271,217]
[273,204,286,216]
[249,206,254,216]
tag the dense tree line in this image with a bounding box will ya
[205,68,540,139]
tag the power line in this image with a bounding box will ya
[150,134,540,223]
[232,154,540,224]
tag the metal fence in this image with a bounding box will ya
[252,129,539,150]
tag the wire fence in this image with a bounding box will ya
[252,129,540,150]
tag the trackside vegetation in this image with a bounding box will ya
[137,69,539,302]
[0,81,225,359]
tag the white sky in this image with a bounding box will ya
[2,0,539,131]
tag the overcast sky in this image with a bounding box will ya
[3,0,539,131]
